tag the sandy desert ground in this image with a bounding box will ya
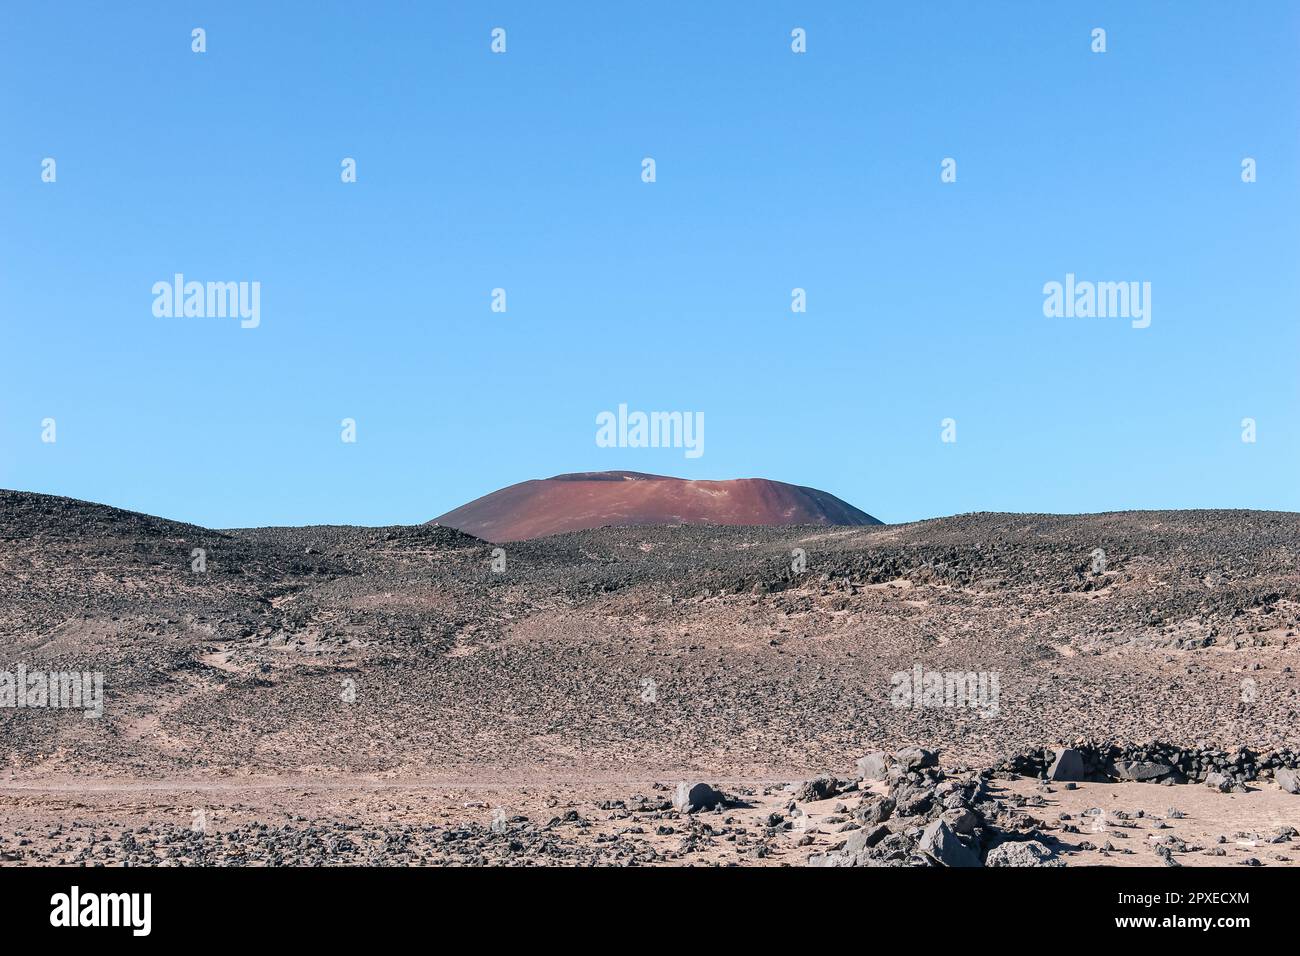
[1,489,1298,866]
[0,776,1296,867]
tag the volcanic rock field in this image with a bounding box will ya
[1,488,1297,866]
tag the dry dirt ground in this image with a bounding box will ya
[1,490,1298,865]
[0,777,1295,867]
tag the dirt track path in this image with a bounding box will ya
[0,772,803,795]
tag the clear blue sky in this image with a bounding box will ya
[2,2,1297,527]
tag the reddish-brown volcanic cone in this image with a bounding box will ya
[430,471,881,542]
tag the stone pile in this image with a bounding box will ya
[808,739,1299,868]
[810,746,1062,868]
[995,741,1300,788]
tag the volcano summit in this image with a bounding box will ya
[430,471,881,542]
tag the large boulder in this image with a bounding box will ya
[1047,748,1087,782]
[854,795,895,825]
[918,819,981,867]
[673,782,725,813]
[856,752,890,782]
[843,825,891,855]
[794,777,841,803]
[1112,760,1177,783]
[890,780,935,818]
[1276,768,1300,794]
[1204,772,1234,793]
[894,747,938,772]
[985,840,1063,868]
[941,807,979,835]
[942,791,970,811]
